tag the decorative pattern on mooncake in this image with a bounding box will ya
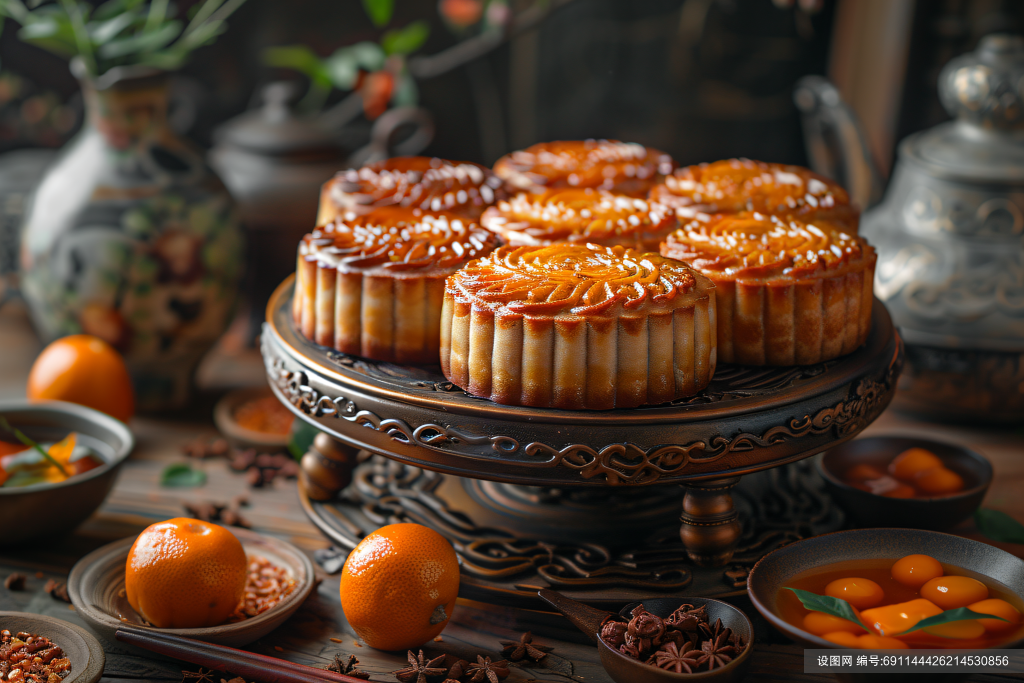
[295,207,500,363]
[493,140,675,197]
[661,211,876,366]
[480,188,678,252]
[441,243,717,409]
[317,156,508,225]
[650,158,858,229]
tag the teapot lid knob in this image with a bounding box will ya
[939,32,1024,131]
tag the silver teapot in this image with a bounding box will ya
[796,34,1024,423]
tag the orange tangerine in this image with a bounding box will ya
[860,598,942,636]
[826,577,885,609]
[891,554,944,589]
[889,448,942,482]
[968,598,1021,633]
[913,467,964,495]
[27,335,134,422]
[822,631,861,647]
[340,523,459,651]
[125,518,247,628]
[921,576,988,610]
[803,612,866,636]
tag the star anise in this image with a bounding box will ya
[442,658,469,683]
[700,630,739,670]
[464,655,509,683]
[499,631,552,662]
[394,650,447,683]
[326,653,370,680]
[181,669,216,683]
[697,616,727,643]
[652,641,704,674]
[599,619,628,648]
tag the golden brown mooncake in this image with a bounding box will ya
[294,207,500,363]
[480,187,678,252]
[493,140,675,198]
[650,158,858,230]
[440,243,717,409]
[317,156,508,225]
[661,211,876,366]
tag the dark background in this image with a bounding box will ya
[1,0,1022,169]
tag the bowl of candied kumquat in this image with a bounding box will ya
[815,436,991,530]
[747,528,1024,655]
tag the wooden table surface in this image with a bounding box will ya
[1,298,1022,683]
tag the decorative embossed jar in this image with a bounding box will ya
[860,34,1024,423]
[20,62,242,411]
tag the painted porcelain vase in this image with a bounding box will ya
[20,63,243,411]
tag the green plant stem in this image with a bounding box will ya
[0,417,70,477]
[58,0,95,74]
[145,0,168,32]
[180,0,224,35]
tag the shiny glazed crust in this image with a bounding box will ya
[317,156,508,224]
[441,243,717,409]
[480,188,678,252]
[650,158,858,230]
[661,212,875,366]
[493,140,675,198]
[294,207,500,363]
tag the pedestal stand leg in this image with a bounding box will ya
[679,477,742,567]
[299,432,361,501]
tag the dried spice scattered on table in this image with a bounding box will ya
[0,628,71,682]
[394,650,447,683]
[184,497,251,529]
[181,668,216,683]
[464,655,509,683]
[599,603,746,674]
[499,631,552,662]
[325,653,369,679]
[183,438,298,488]
[443,658,469,682]
[43,579,70,603]
[3,573,25,591]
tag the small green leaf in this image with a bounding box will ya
[160,463,206,487]
[905,607,1007,636]
[264,44,329,85]
[347,40,385,71]
[288,419,319,461]
[323,49,358,90]
[382,20,429,56]
[785,587,866,629]
[0,417,69,477]
[98,19,182,58]
[975,508,1024,544]
[361,0,393,28]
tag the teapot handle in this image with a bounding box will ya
[793,75,885,211]
[347,107,435,167]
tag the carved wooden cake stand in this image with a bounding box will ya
[262,276,903,608]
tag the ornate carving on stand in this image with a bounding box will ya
[679,478,742,567]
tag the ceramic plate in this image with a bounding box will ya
[0,611,105,683]
[67,527,314,647]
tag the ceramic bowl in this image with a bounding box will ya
[213,386,292,450]
[747,527,1024,650]
[0,611,105,683]
[0,400,134,545]
[539,589,753,683]
[816,436,992,530]
[67,527,314,647]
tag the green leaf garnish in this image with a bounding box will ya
[160,463,206,487]
[974,508,1024,544]
[785,587,866,629]
[903,607,1008,636]
[0,416,69,477]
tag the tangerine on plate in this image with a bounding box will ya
[825,577,885,609]
[340,523,459,651]
[968,598,1021,633]
[125,518,247,628]
[888,448,942,482]
[27,335,134,422]
[920,575,989,610]
[891,554,944,589]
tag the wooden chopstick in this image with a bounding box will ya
[115,625,370,683]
